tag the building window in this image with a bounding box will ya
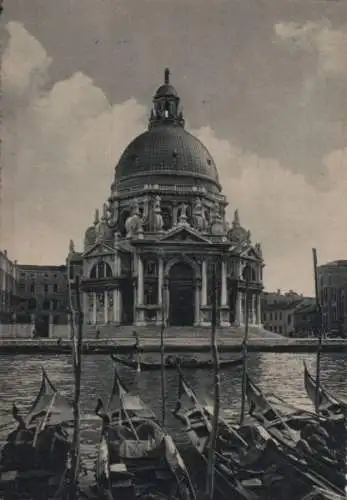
[90,261,113,279]
[44,284,49,293]
[30,283,35,293]
[146,260,157,275]
[279,312,282,320]
[53,284,58,293]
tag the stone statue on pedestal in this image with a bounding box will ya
[178,202,189,225]
[192,198,207,232]
[152,195,164,232]
[125,199,144,238]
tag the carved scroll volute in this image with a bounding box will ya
[107,200,119,228]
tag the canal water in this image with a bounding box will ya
[0,352,346,474]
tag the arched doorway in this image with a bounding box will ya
[169,262,195,326]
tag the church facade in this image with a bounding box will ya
[69,70,264,329]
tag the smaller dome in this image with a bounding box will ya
[155,84,178,99]
[84,225,97,247]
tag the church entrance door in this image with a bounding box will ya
[169,262,195,326]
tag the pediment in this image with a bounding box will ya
[159,225,211,244]
[240,245,262,261]
[83,242,116,258]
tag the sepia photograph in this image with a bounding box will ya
[0,0,346,498]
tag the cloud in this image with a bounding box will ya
[194,127,347,294]
[2,22,147,261]
[2,21,52,103]
[2,22,346,296]
[275,20,347,78]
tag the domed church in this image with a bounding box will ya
[69,69,264,329]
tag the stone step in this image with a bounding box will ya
[83,324,267,340]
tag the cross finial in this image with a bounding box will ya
[164,68,170,84]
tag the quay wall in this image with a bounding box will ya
[0,324,70,339]
[0,339,345,355]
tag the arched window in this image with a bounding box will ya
[90,261,113,279]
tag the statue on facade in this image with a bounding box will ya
[178,202,189,225]
[125,199,144,238]
[107,200,119,229]
[192,198,207,232]
[152,195,164,232]
[209,201,225,235]
[255,242,263,259]
[68,239,75,254]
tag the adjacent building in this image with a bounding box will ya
[293,300,318,337]
[15,265,68,337]
[67,69,265,334]
[0,250,18,328]
[318,260,347,338]
[261,290,316,336]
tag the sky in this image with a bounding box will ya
[1,0,346,296]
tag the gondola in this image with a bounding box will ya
[95,361,196,500]
[111,353,243,371]
[0,367,74,500]
[171,367,337,500]
[303,361,347,419]
[245,374,345,495]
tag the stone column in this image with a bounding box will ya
[221,259,228,306]
[194,282,200,326]
[48,314,53,338]
[256,294,262,326]
[252,295,257,325]
[114,250,121,277]
[104,291,108,323]
[92,292,97,324]
[201,260,207,306]
[82,293,88,322]
[164,281,170,325]
[235,291,242,325]
[241,292,246,325]
[220,259,230,327]
[113,288,121,324]
[136,255,145,325]
[156,257,164,324]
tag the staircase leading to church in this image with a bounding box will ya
[83,323,268,341]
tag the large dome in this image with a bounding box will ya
[114,125,220,190]
[113,70,221,193]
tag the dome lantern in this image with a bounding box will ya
[149,68,185,129]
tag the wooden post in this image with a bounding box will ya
[160,284,166,427]
[205,260,220,500]
[240,264,250,426]
[69,275,83,499]
[312,248,322,415]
